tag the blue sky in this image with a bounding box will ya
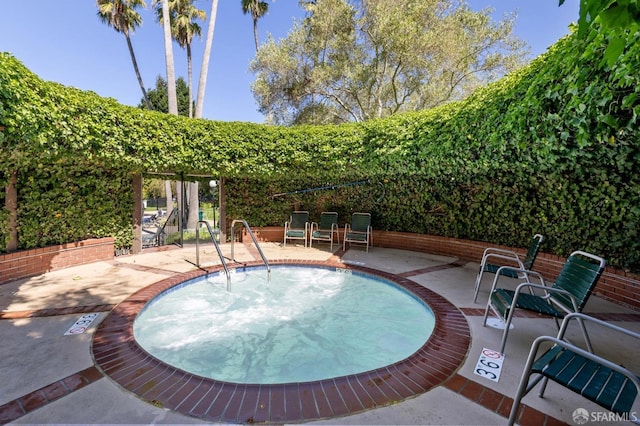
[0,0,579,123]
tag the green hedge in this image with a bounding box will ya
[1,24,638,270]
[228,28,639,270]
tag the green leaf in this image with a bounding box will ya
[604,36,626,66]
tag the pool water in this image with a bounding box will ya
[133,266,435,384]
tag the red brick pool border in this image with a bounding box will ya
[91,259,471,423]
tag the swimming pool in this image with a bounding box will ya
[133,265,435,384]
[92,259,470,423]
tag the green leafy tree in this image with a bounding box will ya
[250,0,528,125]
[242,0,269,51]
[139,75,192,116]
[143,179,166,200]
[96,0,151,109]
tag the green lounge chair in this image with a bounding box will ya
[473,234,544,303]
[310,212,340,250]
[343,212,372,252]
[508,313,640,426]
[284,211,309,247]
[483,250,605,354]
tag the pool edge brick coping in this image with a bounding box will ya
[91,259,472,423]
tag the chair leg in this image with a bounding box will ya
[499,307,518,354]
[508,373,530,426]
[473,267,485,303]
[343,228,348,251]
[577,316,594,353]
[482,301,491,326]
[508,338,547,426]
[509,372,547,425]
[537,377,550,398]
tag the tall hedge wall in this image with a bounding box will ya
[1,25,638,270]
[227,28,639,270]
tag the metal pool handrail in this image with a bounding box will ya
[231,219,271,282]
[196,220,231,291]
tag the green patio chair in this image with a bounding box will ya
[473,234,544,303]
[343,212,372,252]
[508,313,640,426]
[284,210,309,247]
[310,212,340,250]
[482,250,605,354]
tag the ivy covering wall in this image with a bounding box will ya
[1,24,638,270]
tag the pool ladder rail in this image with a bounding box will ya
[196,220,231,291]
[195,219,271,291]
[230,219,271,283]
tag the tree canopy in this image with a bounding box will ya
[139,75,192,116]
[250,0,528,125]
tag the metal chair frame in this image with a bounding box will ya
[473,234,544,303]
[508,313,640,425]
[482,250,605,354]
[284,211,309,247]
[310,212,340,250]
[343,212,372,252]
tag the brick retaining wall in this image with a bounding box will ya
[0,238,114,285]
[249,227,639,311]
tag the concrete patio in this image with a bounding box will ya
[1,242,638,424]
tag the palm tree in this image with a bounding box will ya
[155,0,206,229]
[195,0,220,119]
[154,0,205,118]
[96,0,151,109]
[159,0,178,115]
[242,0,269,52]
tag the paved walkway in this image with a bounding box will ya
[1,242,638,424]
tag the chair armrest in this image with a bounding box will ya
[482,247,521,261]
[488,267,546,293]
[558,312,640,342]
[482,253,526,269]
[511,281,580,311]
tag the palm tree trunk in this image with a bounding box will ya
[253,19,259,51]
[164,180,173,216]
[186,181,200,229]
[161,0,178,115]
[125,33,151,110]
[187,43,194,118]
[176,181,183,227]
[195,0,219,119]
